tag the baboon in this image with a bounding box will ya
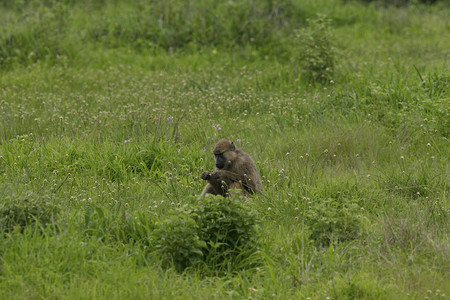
[201,139,262,197]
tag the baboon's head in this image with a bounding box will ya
[212,139,237,170]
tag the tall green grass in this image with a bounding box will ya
[0,0,449,299]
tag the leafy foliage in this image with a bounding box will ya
[152,196,259,272]
[153,213,206,272]
[305,197,366,246]
[294,15,336,83]
[190,196,259,266]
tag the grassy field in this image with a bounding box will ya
[0,0,449,299]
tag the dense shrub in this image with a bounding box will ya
[152,214,206,272]
[153,196,259,272]
[190,196,259,266]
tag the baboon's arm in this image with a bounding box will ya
[201,170,253,196]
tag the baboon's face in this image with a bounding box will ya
[212,139,236,170]
[214,152,228,169]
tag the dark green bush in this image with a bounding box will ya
[153,196,259,272]
[190,196,259,266]
[0,192,59,232]
[153,214,206,272]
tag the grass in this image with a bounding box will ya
[0,0,449,299]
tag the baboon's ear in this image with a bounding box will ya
[230,141,236,151]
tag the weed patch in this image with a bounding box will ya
[0,191,58,233]
[305,196,367,247]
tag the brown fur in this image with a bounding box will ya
[201,139,262,197]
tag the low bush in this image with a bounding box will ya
[190,196,259,267]
[152,213,206,272]
[153,196,259,272]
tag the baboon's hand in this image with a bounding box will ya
[201,171,212,180]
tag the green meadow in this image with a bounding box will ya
[0,0,448,299]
